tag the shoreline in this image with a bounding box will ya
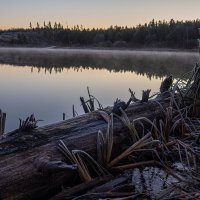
[0,46,198,55]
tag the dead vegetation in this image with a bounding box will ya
[54,64,200,200]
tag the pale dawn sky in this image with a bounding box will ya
[1,0,200,29]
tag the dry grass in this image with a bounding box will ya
[97,112,113,166]
[80,87,103,113]
[56,64,200,199]
[58,140,109,182]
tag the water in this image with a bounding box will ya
[0,48,198,132]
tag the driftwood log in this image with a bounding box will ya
[0,98,170,200]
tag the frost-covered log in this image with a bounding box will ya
[0,98,170,200]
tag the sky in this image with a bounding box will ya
[1,0,200,29]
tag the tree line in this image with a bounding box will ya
[1,19,200,49]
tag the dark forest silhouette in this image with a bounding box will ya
[0,19,200,48]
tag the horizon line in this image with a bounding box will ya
[1,18,200,31]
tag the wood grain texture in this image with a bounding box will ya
[0,99,169,200]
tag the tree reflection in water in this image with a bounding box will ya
[0,48,198,79]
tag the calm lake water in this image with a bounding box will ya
[0,48,198,132]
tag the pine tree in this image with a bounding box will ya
[29,22,32,29]
[48,21,52,29]
[43,21,46,29]
[36,22,40,29]
[54,22,58,29]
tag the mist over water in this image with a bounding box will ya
[0,48,198,132]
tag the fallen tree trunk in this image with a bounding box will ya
[50,175,114,200]
[0,98,169,200]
